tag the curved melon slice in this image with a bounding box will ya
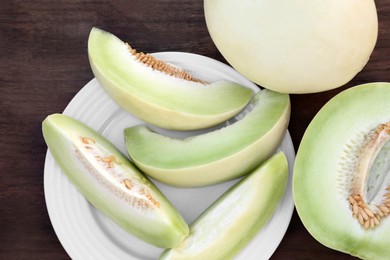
[293,83,390,259]
[160,152,288,259]
[88,27,253,130]
[125,89,290,187]
[42,114,189,248]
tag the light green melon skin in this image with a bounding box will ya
[125,89,290,187]
[160,152,288,260]
[42,114,189,248]
[88,27,253,130]
[293,83,390,259]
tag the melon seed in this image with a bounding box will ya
[81,136,95,144]
[123,179,133,190]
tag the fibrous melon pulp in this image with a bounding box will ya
[42,114,189,248]
[125,89,290,187]
[293,83,390,259]
[88,27,253,130]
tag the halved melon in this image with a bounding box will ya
[42,114,189,248]
[88,27,253,130]
[294,83,390,259]
[160,152,288,259]
[125,89,290,187]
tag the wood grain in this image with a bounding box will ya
[1,1,389,259]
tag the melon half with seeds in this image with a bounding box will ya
[88,27,253,130]
[42,114,189,248]
[293,83,390,259]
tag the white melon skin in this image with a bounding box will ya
[88,27,253,130]
[293,83,390,259]
[204,0,378,93]
[160,152,289,260]
[125,89,290,187]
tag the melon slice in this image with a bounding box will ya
[125,89,290,187]
[293,83,390,259]
[160,152,288,259]
[42,114,189,248]
[88,27,253,130]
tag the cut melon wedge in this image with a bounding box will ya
[88,27,253,130]
[160,152,289,259]
[42,114,189,248]
[125,89,290,187]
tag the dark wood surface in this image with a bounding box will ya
[1,1,389,259]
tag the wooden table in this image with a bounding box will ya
[1,1,389,259]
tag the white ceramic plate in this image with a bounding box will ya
[44,52,295,260]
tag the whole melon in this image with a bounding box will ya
[204,0,378,93]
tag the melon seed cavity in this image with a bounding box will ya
[340,123,390,229]
[127,44,207,84]
[76,136,160,209]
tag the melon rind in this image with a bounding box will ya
[293,83,390,259]
[160,152,288,260]
[88,27,253,130]
[42,114,189,248]
[124,89,290,187]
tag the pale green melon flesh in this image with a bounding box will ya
[125,89,290,187]
[88,27,253,130]
[160,152,288,260]
[293,83,390,259]
[42,114,189,248]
